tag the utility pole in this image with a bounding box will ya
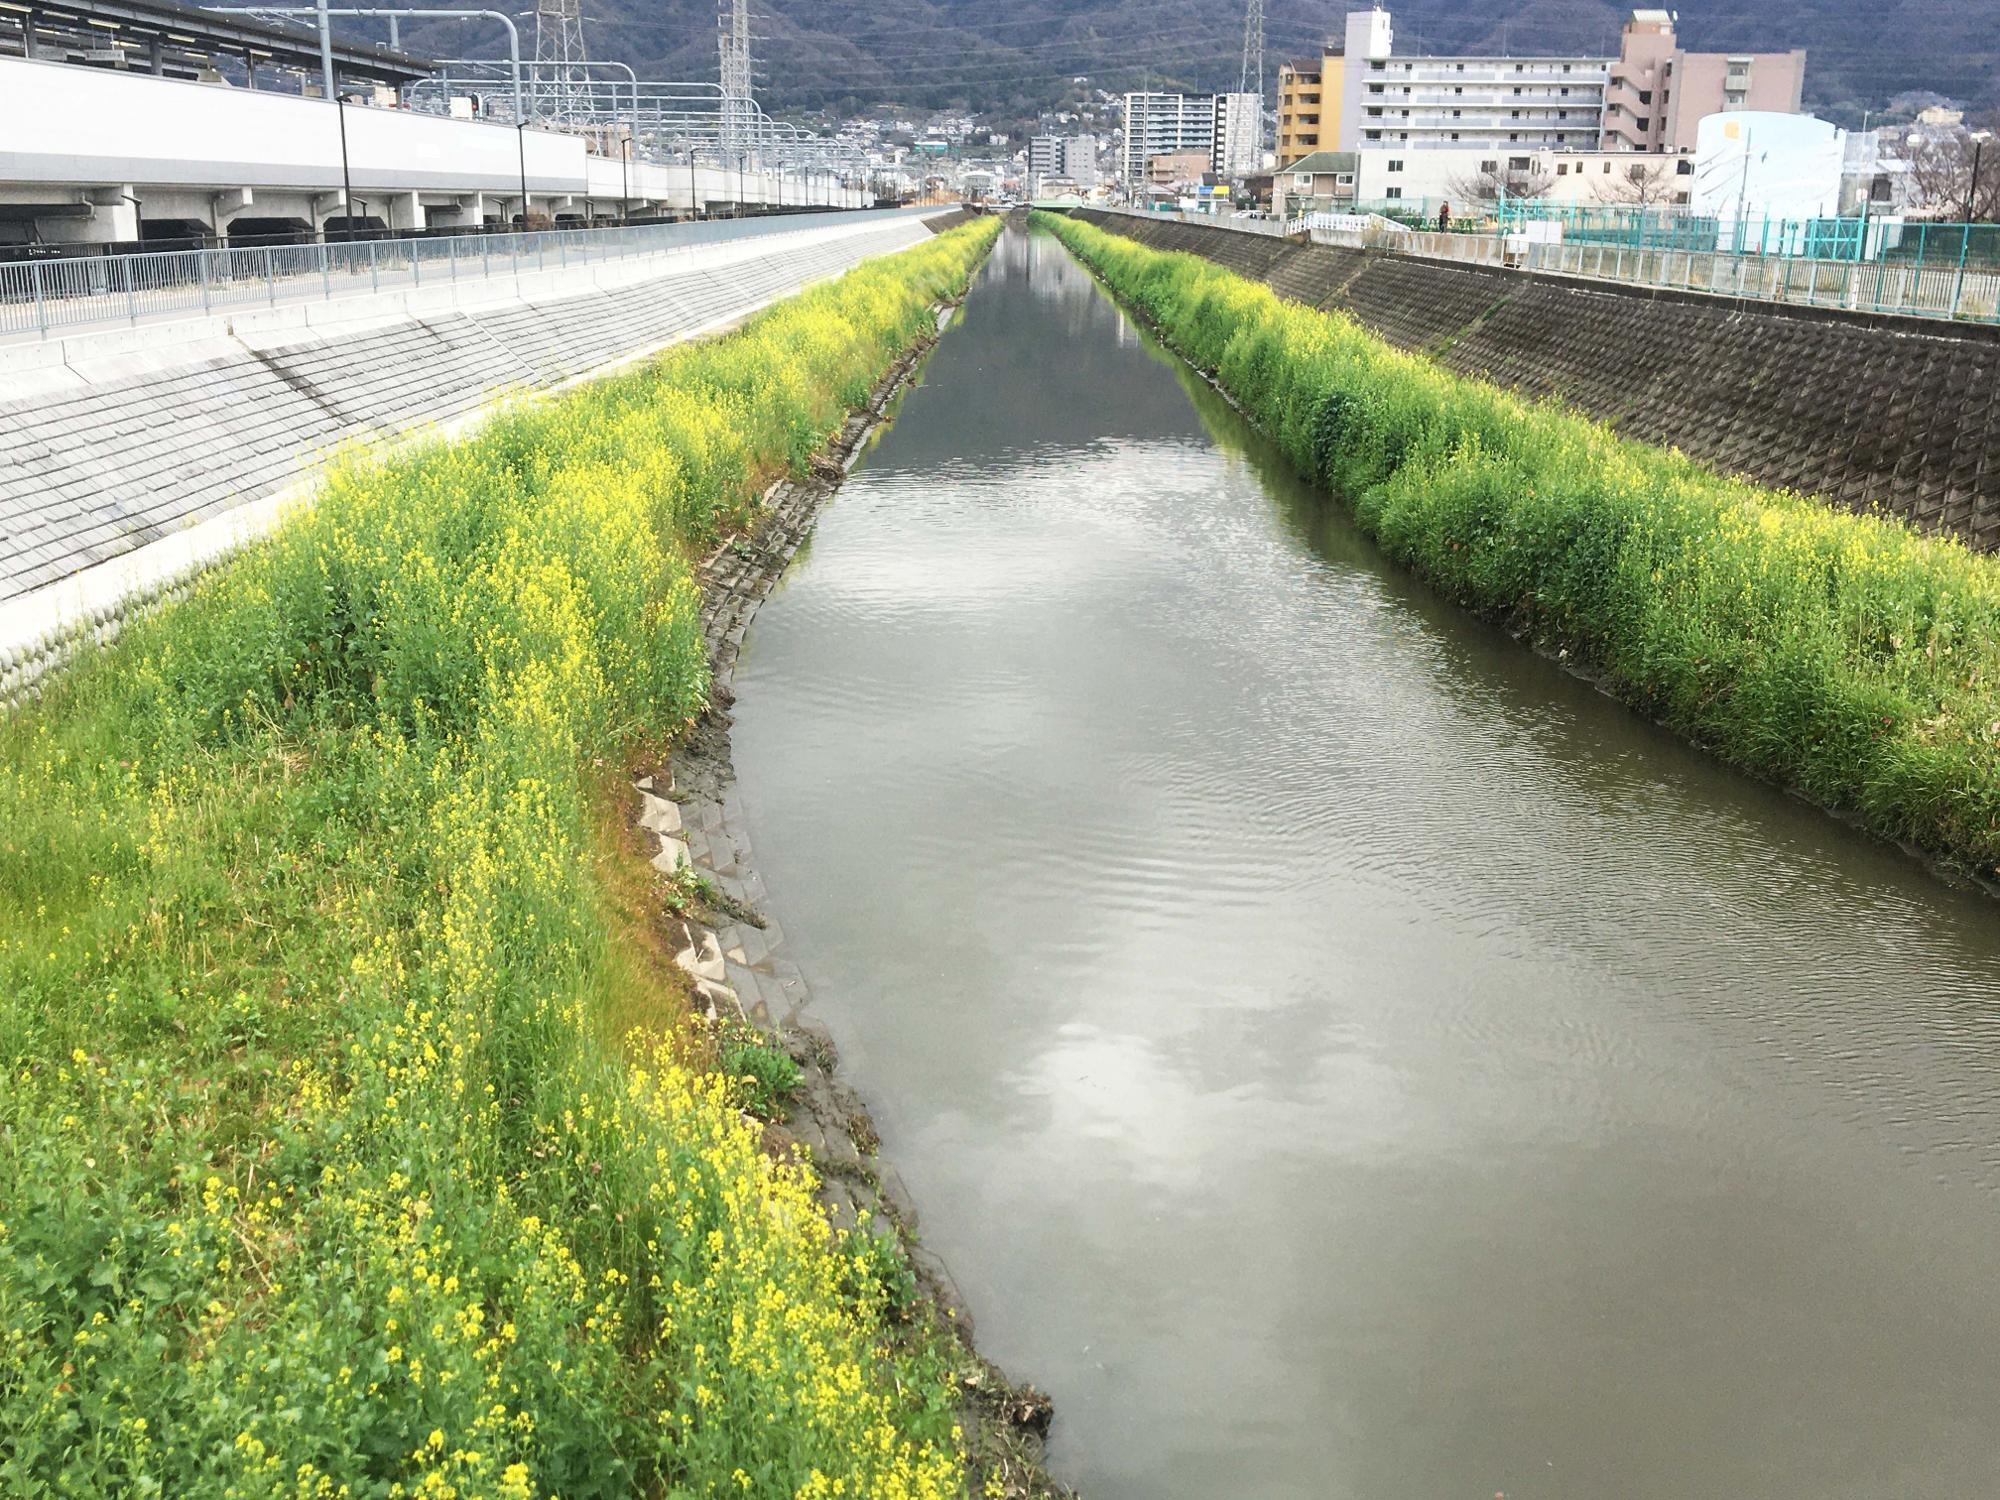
[532,0,588,124]
[1239,0,1264,101]
[718,0,752,163]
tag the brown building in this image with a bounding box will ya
[1145,150,1214,190]
[1602,9,1806,153]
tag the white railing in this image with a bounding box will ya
[0,207,925,342]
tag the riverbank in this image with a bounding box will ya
[1038,210,2000,885]
[0,217,1031,1497]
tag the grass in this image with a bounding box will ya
[0,215,1000,1498]
[1037,210,2000,881]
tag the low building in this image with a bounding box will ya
[1353,145,1696,209]
[1145,150,1213,191]
[1273,149,1358,217]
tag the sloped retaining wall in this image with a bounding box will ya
[0,211,967,701]
[1070,210,2000,552]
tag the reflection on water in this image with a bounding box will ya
[729,226,2000,1499]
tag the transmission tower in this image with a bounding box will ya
[532,0,589,123]
[1239,0,1264,100]
[718,0,754,159]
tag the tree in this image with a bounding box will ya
[1446,165,1555,206]
[1889,114,2000,221]
[1591,159,1679,208]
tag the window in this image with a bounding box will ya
[1556,163,1569,176]
[1336,172,1354,185]
[1294,172,1311,189]
[1481,159,1498,173]
[1512,86,1523,96]
[1637,117,1650,131]
[1511,110,1521,119]
[1455,62,1465,72]
[1509,156,1531,171]
[1675,158,1693,175]
[1560,87,1570,96]
[1454,85,1463,94]
[1562,63,1572,73]
[1453,109,1462,118]
[1385,186,1403,199]
[1515,63,1525,73]
[1602,161,1612,174]
[1450,131,1460,140]
[1366,130,1382,140]
[1558,111,1568,120]
[1368,83,1384,94]
[1387,158,1404,172]
[1638,89,1652,105]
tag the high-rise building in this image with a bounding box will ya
[1031,134,1100,189]
[1121,93,1218,182]
[1121,92,1261,182]
[1275,6,1807,158]
[1212,91,1264,176]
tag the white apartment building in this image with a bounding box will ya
[1212,92,1264,176]
[1338,9,1610,153]
[1030,134,1099,189]
[1120,91,1262,182]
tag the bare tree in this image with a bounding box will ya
[1591,159,1680,208]
[1446,165,1555,206]
[1890,115,2000,221]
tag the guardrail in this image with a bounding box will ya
[1099,205,1288,236]
[0,206,928,341]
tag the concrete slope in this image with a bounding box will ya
[1073,210,2000,553]
[0,211,965,694]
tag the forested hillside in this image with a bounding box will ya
[392,0,1997,127]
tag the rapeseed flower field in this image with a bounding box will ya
[0,216,999,1496]
[1040,212,2000,878]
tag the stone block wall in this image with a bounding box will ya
[1071,210,2000,552]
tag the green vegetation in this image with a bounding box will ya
[0,215,999,1499]
[717,1025,803,1122]
[1040,211,2000,878]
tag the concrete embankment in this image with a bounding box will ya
[0,209,968,699]
[1070,209,2000,552]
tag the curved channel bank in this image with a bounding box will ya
[727,223,2000,1498]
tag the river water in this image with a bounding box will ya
[729,225,2000,1499]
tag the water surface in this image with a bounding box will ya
[731,226,2000,1499]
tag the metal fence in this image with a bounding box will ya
[0,206,926,342]
[1098,205,1289,237]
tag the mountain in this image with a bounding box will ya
[392,1,2000,130]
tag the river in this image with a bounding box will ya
[729,224,2000,1499]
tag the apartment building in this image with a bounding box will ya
[1030,134,1099,189]
[1602,10,1806,152]
[1120,91,1262,182]
[1278,53,1341,166]
[1277,6,1806,157]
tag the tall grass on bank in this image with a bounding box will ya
[1039,211,2000,878]
[0,216,999,1498]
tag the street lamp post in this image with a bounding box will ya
[1967,132,1991,224]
